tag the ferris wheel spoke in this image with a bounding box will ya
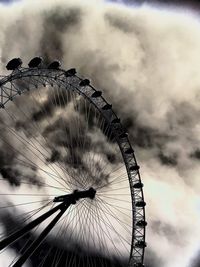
[97,194,131,203]
[0,64,146,266]
[95,167,128,190]
[33,87,85,189]
[0,177,66,193]
[9,202,55,267]
[96,175,128,192]
[95,200,130,256]
[50,215,69,267]
[9,92,80,191]
[0,133,68,190]
[38,202,80,267]
[0,199,52,234]
[85,202,108,267]
[95,200,130,257]
[83,106,105,184]
[50,216,68,267]
[96,197,132,220]
[82,202,95,267]
[0,199,53,210]
[0,200,53,250]
[96,197,132,236]
[65,201,86,266]
[68,93,89,188]
[99,185,130,193]
[98,200,132,212]
[20,160,73,190]
[87,201,112,265]
[98,203,130,258]
[96,197,132,233]
[37,89,87,192]
[93,199,124,261]
[4,104,70,188]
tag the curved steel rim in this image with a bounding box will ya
[0,66,146,266]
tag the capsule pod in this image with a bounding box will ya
[125,147,134,155]
[111,118,120,124]
[129,165,140,171]
[48,60,61,69]
[136,201,146,207]
[133,263,145,267]
[91,91,102,98]
[133,182,143,189]
[65,68,76,77]
[118,132,128,139]
[136,220,147,227]
[102,104,112,110]
[6,58,22,70]
[135,241,147,248]
[79,79,90,87]
[28,57,42,68]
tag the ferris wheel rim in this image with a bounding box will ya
[0,63,146,267]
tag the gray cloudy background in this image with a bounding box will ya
[1,0,200,266]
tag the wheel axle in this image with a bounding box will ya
[53,187,96,203]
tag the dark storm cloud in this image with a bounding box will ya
[0,117,41,187]
[32,88,71,122]
[122,115,171,149]
[104,12,134,33]
[40,6,82,63]
[41,98,119,187]
[106,98,200,169]
[190,149,200,160]
[158,151,178,166]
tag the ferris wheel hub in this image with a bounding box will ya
[53,187,96,204]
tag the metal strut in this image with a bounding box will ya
[13,204,69,267]
[0,188,96,267]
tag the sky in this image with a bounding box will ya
[0,0,200,267]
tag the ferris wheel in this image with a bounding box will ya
[0,57,147,267]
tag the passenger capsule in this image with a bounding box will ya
[28,57,42,68]
[48,60,61,70]
[6,58,22,70]
[136,201,146,207]
[91,91,102,98]
[125,147,134,155]
[133,263,145,267]
[102,104,112,110]
[135,241,147,248]
[136,220,147,227]
[111,118,120,124]
[79,79,90,87]
[133,182,143,189]
[129,165,140,171]
[119,132,128,139]
[65,68,76,77]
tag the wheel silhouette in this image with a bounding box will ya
[0,58,146,267]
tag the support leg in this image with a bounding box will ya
[13,204,69,267]
[0,202,65,251]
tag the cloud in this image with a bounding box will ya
[0,0,200,266]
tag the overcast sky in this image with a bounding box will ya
[0,0,200,267]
